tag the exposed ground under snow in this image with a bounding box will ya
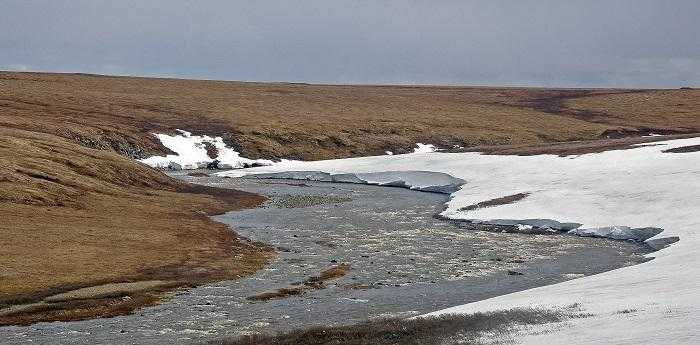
[139,130,273,169]
[220,137,700,344]
[139,130,437,170]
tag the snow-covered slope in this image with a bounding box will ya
[220,137,700,344]
[139,130,273,169]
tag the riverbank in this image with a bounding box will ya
[215,137,699,344]
[203,174,652,337]
[0,132,272,325]
[0,171,651,344]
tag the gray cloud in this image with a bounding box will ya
[2,0,698,87]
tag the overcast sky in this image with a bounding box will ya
[2,0,698,87]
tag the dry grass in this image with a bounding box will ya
[2,72,697,162]
[213,307,585,345]
[0,126,273,325]
[42,281,177,303]
[467,133,699,156]
[565,89,700,133]
[0,294,167,326]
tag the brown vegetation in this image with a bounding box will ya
[214,307,587,345]
[248,264,351,301]
[2,72,698,162]
[468,133,699,156]
[0,71,697,325]
[565,90,699,134]
[0,126,272,325]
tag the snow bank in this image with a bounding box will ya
[244,170,465,194]
[220,137,700,344]
[139,130,273,170]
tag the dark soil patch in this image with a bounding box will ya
[203,141,219,159]
[459,193,530,211]
[466,133,699,156]
[663,144,700,153]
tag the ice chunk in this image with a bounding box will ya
[243,170,465,195]
[645,236,680,250]
[244,171,334,182]
[354,171,465,193]
[331,173,367,184]
[568,226,664,242]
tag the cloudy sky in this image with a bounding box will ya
[2,0,698,87]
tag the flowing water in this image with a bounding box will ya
[1,173,651,345]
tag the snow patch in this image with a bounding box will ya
[139,130,273,170]
[413,143,437,153]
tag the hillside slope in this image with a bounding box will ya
[2,72,698,160]
[0,126,271,325]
